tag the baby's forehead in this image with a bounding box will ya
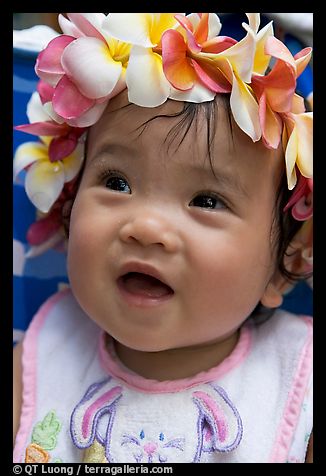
[88,93,233,158]
[88,93,276,169]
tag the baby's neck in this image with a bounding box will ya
[112,331,240,381]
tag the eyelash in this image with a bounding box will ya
[99,170,228,210]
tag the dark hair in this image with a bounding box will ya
[65,94,311,285]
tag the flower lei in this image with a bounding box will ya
[13,13,313,256]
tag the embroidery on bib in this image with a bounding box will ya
[70,377,243,462]
[25,410,62,463]
[120,430,185,463]
[25,443,50,463]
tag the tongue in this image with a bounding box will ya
[123,273,172,298]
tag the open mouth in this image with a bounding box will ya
[117,272,174,301]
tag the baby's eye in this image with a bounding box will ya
[189,193,226,210]
[105,173,131,194]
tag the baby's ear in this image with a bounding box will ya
[261,219,313,308]
[260,280,284,308]
[61,199,74,238]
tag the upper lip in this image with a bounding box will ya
[117,261,174,292]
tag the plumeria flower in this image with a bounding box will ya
[24,178,79,258]
[13,134,84,214]
[251,37,312,149]
[283,174,313,221]
[161,13,235,93]
[281,111,313,190]
[103,13,186,107]
[35,13,131,126]
[15,87,87,162]
[163,13,273,142]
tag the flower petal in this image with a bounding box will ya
[202,23,256,83]
[103,13,156,47]
[169,81,215,103]
[37,80,55,104]
[15,121,68,137]
[285,126,298,190]
[58,13,84,38]
[104,13,180,47]
[13,142,48,179]
[27,213,62,246]
[202,36,237,54]
[294,47,312,78]
[162,30,195,90]
[292,196,313,221]
[62,142,85,182]
[193,13,209,45]
[152,14,182,45]
[126,46,171,107]
[42,101,67,124]
[283,175,309,212]
[26,91,52,123]
[291,93,305,114]
[207,13,222,38]
[178,13,221,40]
[230,73,261,142]
[48,136,76,162]
[253,21,274,74]
[245,13,260,33]
[25,160,65,213]
[52,76,95,120]
[65,100,109,127]
[265,36,295,69]
[294,112,313,178]
[191,58,232,93]
[36,35,75,76]
[66,13,107,42]
[64,75,125,127]
[61,36,122,99]
[252,60,296,113]
[25,231,65,259]
[258,92,282,149]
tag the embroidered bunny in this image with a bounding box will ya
[70,377,243,463]
[120,430,185,463]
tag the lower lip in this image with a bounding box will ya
[116,278,174,308]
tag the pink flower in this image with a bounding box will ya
[283,174,313,221]
[251,37,312,149]
[35,14,130,127]
[15,120,86,163]
[161,13,236,93]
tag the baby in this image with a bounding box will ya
[13,13,313,463]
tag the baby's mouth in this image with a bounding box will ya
[117,272,174,299]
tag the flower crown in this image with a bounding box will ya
[13,13,313,256]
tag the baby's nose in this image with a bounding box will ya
[143,442,158,456]
[119,214,182,253]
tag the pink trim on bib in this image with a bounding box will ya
[98,322,252,393]
[269,316,313,463]
[13,289,72,463]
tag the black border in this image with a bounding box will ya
[6,7,323,468]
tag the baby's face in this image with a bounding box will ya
[67,91,284,352]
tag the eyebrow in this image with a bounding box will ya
[89,142,135,163]
[187,159,249,199]
[89,142,248,198]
